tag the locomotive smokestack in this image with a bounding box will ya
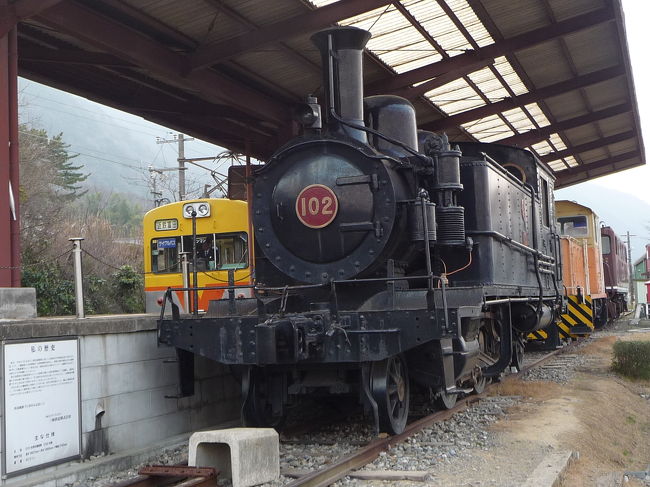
[311,26,371,142]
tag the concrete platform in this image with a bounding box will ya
[0,313,241,485]
[189,428,279,487]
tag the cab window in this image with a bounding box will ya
[179,233,249,272]
[558,215,588,237]
[151,237,181,273]
[602,235,611,255]
[215,233,249,270]
[541,179,550,227]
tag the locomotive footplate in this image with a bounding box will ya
[157,287,485,366]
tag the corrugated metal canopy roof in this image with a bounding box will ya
[12,0,644,188]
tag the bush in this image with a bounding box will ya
[22,262,76,316]
[110,265,144,313]
[612,340,650,380]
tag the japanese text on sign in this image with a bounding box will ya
[3,339,80,477]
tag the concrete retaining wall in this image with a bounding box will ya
[0,314,240,484]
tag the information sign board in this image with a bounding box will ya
[2,338,81,477]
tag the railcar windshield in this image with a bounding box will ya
[151,237,181,273]
[151,232,248,273]
[557,215,589,237]
[602,235,611,255]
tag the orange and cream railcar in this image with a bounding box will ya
[529,200,606,345]
[143,198,252,314]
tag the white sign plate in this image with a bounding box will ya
[2,338,81,477]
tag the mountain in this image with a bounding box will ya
[18,79,227,204]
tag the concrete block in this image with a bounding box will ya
[189,428,279,487]
[0,287,36,319]
[522,450,577,487]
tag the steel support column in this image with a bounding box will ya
[0,17,20,287]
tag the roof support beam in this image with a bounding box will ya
[495,102,631,147]
[35,1,289,123]
[421,65,624,132]
[540,130,637,163]
[18,46,135,67]
[555,150,641,187]
[366,5,615,94]
[378,58,495,99]
[189,0,393,71]
[0,0,63,36]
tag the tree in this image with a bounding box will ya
[18,123,149,315]
[19,125,89,257]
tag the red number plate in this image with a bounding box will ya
[295,184,339,228]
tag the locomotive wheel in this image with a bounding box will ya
[511,337,525,372]
[434,389,457,409]
[241,370,286,430]
[473,328,489,394]
[473,375,488,394]
[371,355,410,435]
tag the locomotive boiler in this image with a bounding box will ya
[158,26,563,434]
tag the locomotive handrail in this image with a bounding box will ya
[483,296,546,306]
[466,230,555,262]
[157,271,465,296]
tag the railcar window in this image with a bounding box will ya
[179,233,249,271]
[151,237,181,273]
[558,215,589,237]
[602,235,611,255]
[541,179,550,227]
[215,233,248,270]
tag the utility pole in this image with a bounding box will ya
[156,133,194,201]
[148,165,176,207]
[626,231,635,307]
[148,166,162,207]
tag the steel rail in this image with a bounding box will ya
[107,466,217,487]
[284,394,477,487]
[285,340,582,487]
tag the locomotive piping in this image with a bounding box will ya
[328,109,430,164]
[466,230,555,262]
[419,189,435,292]
[525,182,544,323]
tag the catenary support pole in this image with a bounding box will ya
[626,231,635,306]
[178,134,186,201]
[69,238,85,319]
[156,133,193,202]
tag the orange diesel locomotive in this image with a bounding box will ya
[529,200,607,345]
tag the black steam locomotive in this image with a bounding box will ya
[158,26,562,434]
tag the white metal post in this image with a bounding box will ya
[69,237,85,319]
[180,251,190,313]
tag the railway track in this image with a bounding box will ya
[111,345,575,487]
[282,347,566,487]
